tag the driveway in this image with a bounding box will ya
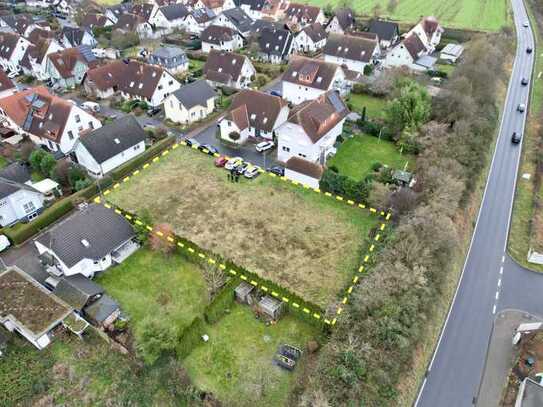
[0,240,48,285]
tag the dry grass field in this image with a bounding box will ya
[107,146,376,307]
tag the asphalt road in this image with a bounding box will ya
[415,0,542,405]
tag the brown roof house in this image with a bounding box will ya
[0,266,72,350]
[203,49,256,89]
[201,25,243,53]
[325,8,355,35]
[0,87,102,155]
[19,36,64,81]
[284,3,326,30]
[81,13,114,30]
[323,33,380,74]
[281,56,347,104]
[0,32,31,74]
[0,69,16,99]
[284,157,324,188]
[45,46,98,89]
[276,90,348,175]
[408,16,443,53]
[293,22,326,53]
[83,59,181,107]
[218,89,289,144]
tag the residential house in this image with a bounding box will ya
[201,25,244,53]
[164,79,218,124]
[515,377,543,407]
[408,16,443,53]
[106,3,156,25]
[112,13,153,39]
[83,60,181,107]
[60,26,97,49]
[293,22,326,53]
[214,7,254,37]
[52,274,120,328]
[325,8,355,35]
[323,33,380,73]
[284,3,326,30]
[237,0,267,20]
[261,0,289,21]
[281,56,346,104]
[149,46,189,74]
[256,26,293,64]
[368,19,400,49]
[0,32,31,74]
[218,89,288,143]
[0,162,60,202]
[183,7,216,34]
[0,177,44,226]
[81,13,114,30]
[45,46,98,89]
[276,90,348,164]
[284,156,323,188]
[440,43,464,63]
[34,203,139,278]
[0,69,16,98]
[150,4,190,32]
[384,32,429,70]
[0,14,36,37]
[0,266,72,350]
[0,87,101,155]
[20,37,64,81]
[74,115,147,178]
[200,0,236,14]
[203,50,255,89]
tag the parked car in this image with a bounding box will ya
[225,157,243,170]
[521,78,529,86]
[82,101,100,113]
[244,165,261,179]
[512,132,521,144]
[7,70,17,79]
[268,165,284,177]
[185,138,198,147]
[198,144,219,155]
[270,90,282,97]
[214,156,228,167]
[147,106,161,116]
[518,103,526,113]
[256,141,274,152]
[524,21,529,28]
[235,162,249,175]
[527,47,533,54]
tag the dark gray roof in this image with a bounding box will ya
[151,46,186,59]
[324,33,378,63]
[0,162,31,184]
[520,378,543,407]
[53,274,103,310]
[250,19,284,33]
[368,19,399,42]
[159,4,189,21]
[222,7,253,33]
[0,178,39,200]
[79,115,146,164]
[258,27,293,57]
[84,294,119,323]
[62,26,91,47]
[334,8,355,31]
[35,204,135,268]
[171,79,217,109]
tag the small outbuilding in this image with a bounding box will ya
[440,43,464,63]
[258,295,283,320]
[235,281,255,304]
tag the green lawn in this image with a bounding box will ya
[97,248,209,343]
[0,156,8,169]
[329,134,414,181]
[94,0,121,5]
[184,304,320,407]
[436,63,456,76]
[348,93,387,119]
[309,0,510,31]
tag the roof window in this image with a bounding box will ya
[81,239,90,248]
[114,138,120,144]
[138,83,143,89]
[129,81,134,87]
[250,113,256,120]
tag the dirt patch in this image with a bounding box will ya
[108,147,375,307]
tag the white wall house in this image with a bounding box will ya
[201,25,243,53]
[149,4,190,32]
[120,69,180,107]
[384,33,428,69]
[293,24,326,53]
[408,16,443,53]
[0,33,31,73]
[164,79,218,124]
[323,34,380,73]
[21,39,64,81]
[183,9,215,34]
[0,183,44,227]
[203,50,256,89]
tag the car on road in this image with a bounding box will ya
[256,141,274,152]
[524,21,529,27]
[512,132,521,144]
[527,47,533,54]
[198,144,219,155]
[517,103,526,113]
[214,156,228,167]
[147,106,161,116]
[521,78,529,86]
[244,165,261,179]
[185,138,198,147]
[268,165,284,177]
[225,157,243,170]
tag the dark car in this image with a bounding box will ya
[147,107,161,116]
[512,132,521,144]
[270,90,282,97]
[268,165,285,177]
[521,78,529,86]
[527,47,533,54]
[185,138,198,147]
[198,144,219,155]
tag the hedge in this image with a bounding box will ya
[203,277,238,324]
[176,316,206,360]
[2,199,74,245]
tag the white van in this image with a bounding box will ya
[82,101,100,113]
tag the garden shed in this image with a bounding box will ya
[258,296,284,320]
[235,281,255,304]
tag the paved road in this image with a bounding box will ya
[415,0,542,405]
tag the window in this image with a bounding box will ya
[133,144,140,151]
[89,122,94,129]
[23,201,36,214]
[298,153,306,158]
[168,80,173,86]
[158,85,163,90]
[282,146,290,152]
[68,130,74,140]
[75,114,80,123]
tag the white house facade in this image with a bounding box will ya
[0,186,44,227]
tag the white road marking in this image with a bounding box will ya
[502,256,505,263]
[500,266,504,275]
[495,291,500,300]
[492,305,497,314]
[498,278,502,287]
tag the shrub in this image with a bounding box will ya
[29,149,48,173]
[371,161,383,172]
[228,131,240,141]
[203,278,237,324]
[40,154,56,177]
[363,64,374,76]
[74,178,92,191]
[176,316,206,360]
[137,316,179,364]
[68,166,87,188]
[319,169,370,204]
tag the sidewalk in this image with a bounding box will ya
[477,310,543,407]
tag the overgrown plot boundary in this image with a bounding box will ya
[94,140,391,327]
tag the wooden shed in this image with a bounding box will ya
[258,296,284,320]
[235,281,255,304]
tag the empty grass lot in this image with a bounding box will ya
[308,0,510,31]
[347,93,386,119]
[184,304,319,407]
[329,135,414,181]
[97,248,209,342]
[107,146,376,307]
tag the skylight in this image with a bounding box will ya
[114,138,120,144]
[129,81,134,87]
[81,239,90,248]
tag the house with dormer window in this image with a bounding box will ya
[281,56,346,104]
[323,33,380,73]
[201,25,243,53]
[203,50,255,89]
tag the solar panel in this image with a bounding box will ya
[327,91,344,112]
[78,45,96,63]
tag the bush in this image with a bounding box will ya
[29,149,48,173]
[74,178,92,191]
[203,278,237,324]
[220,86,238,96]
[371,161,383,172]
[40,154,56,177]
[363,64,374,76]
[427,69,448,78]
[176,317,206,360]
[319,169,370,204]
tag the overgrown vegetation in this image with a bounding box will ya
[298,31,513,406]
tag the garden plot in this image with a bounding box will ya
[107,146,376,307]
